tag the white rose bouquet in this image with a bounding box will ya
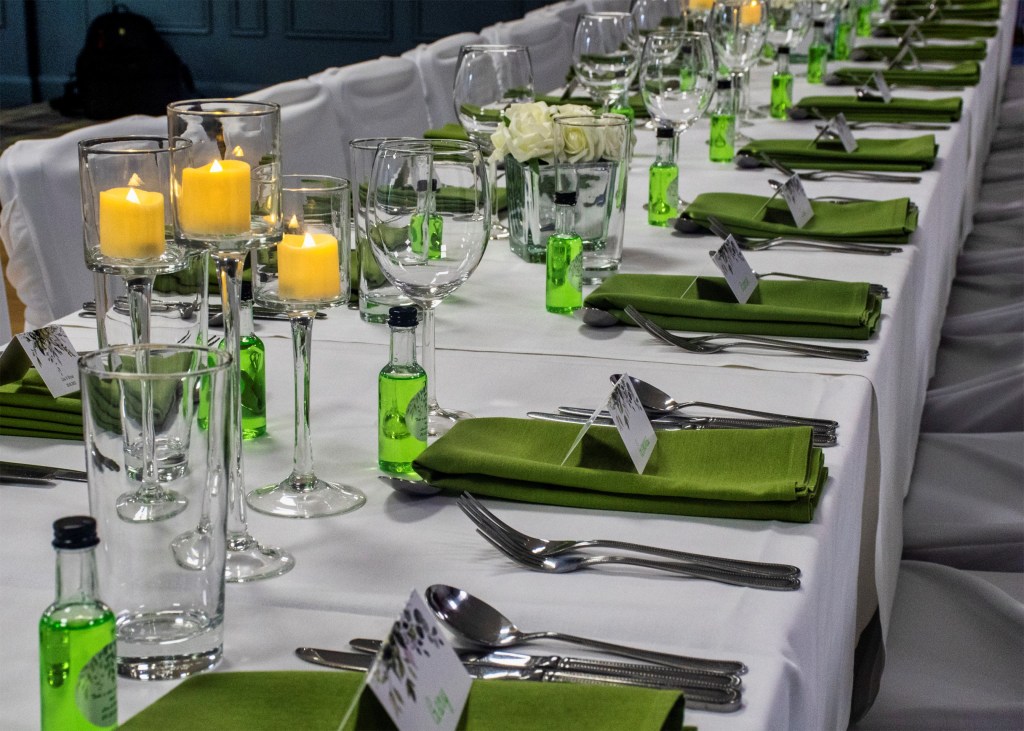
[489,102,607,165]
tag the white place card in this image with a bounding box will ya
[366,591,472,731]
[871,71,894,103]
[606,373,657,474]
[832,113,859,153]
[710,236,759,304]
[0,326,79,397]
[778,174,815,228]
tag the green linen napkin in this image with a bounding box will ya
[535,93,650,118]
[414,418,826,522]
[852,41,988,62]
[682,192,918,243]
[875,21,999,38]
[121,670,687,731]
[739,135,937,171]
[361,184,507,214]
[829,60,981,87]
[424,123,471,141]
[793,95,963,122]
[584,273,882,339]
[889,3,1001,20]
[0,369,83,440]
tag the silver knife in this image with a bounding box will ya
[295,648,741,712]
[0,461,88,483]
[558,405,838,431]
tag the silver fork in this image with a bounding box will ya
[457,493,801,577]
[624,305,870,362]
[759,152,922,183]
[474,523,802,591]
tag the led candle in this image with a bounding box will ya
[278,232,341,300]
[178,158,251,235]
[689,0,714,11]
[739,0,763,25]
[98,185,165,258]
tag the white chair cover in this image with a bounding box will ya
[942,302,1024,337]
[998,97,1024,128]
[944,268,1024,323]
[962,216,1024,251]
[402,32,486,129]
[309,57,432,178]
[852,561,1024,730]
[955,247,1024,277]
[902,432,1024,571]
[972,177,1024,223]
[920,362,1024,433]
[0,276,11,342]
[240,78,345,179]
[983,147,1024,181]
[482,14,573,93]
[0,115,167,328]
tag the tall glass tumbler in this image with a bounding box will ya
[81,344,231,680]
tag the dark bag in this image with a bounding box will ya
[53,4,196,119]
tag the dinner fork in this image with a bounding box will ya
[759,153,922,184]
[624,306,870,362]
[475,525,802,590]
[457,493,801,577]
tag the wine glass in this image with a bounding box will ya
[767,0,813,50]
[453,44,534,240]
[709,0,768,123]
[631,0,684,128]
[681,0,716,31]
[249,175,366,519]
[639,30,716,201]
[367,139,489,438]
[168,99,294,583]
[572,12,641,113]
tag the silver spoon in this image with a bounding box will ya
[378,475,442,496]
[574,307,620,328]
[425,584,747,675]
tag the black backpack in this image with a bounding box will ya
[53,4,196,119]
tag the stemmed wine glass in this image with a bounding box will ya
[767,0,813,50]
[249,175,366,519]
[572,12,641,113]
[168,99,293,583]
[631,0,684,128]
[639,30,717,202]
[709,0,769,123]
[453,44,534,240]
[367,139,490,438]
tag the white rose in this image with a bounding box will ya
[552,103,595,119]
[557,119,604,163]
[501,102,557,163]
[599,122,630,162]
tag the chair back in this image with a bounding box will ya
[481,14,573,94]
[402,32,485,129]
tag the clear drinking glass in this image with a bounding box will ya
[168,99,293,583]
[249,175,366,519]
[453,44,534,240]
[572,12,642,112]
[709,0,769,123]
[632,0,684,34]
[367,139,490,438]
[767,0,813,49]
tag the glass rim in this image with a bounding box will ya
[459,43,530,53]
[80,344,232,381]
[78,136,191,155]
[349,136,419,152]
[644,28,712,40]
[166,99,281,116]
[281,174,350,193]
[580,11,632,19]
[553,114,631,127]
[375,138,483,156]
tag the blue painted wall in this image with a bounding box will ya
[0,0,553,108]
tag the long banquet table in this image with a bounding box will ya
[0,5,1016,728]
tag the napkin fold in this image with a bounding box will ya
[739,135,937,171]
[875,21,999,38]
[120,670,687,731]
[424,123,471,141]
[414,418,827,522]
[889,3,1001,20]
[830,60,981,87]
[682,192,918,243]
[0,369,83,440]
[793,95,963,122]
[585,273,881,338]
[853,41,988,62]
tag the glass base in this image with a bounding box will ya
[115,488,188,523]
[489,222,510,240]
[428,405,472,439]
[224,532,295,583]
[170,522,216,571]
[246,475,366,519]
[119,647,221,680]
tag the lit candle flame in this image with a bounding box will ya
[210,160,224,173]
[287,214,301,233]
[126,188,142,204]
[232,146,244,158]
[302,232,316,248]
[127,173,143,187]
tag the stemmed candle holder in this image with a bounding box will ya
[168,99,293,582]
[249,175,366,519]
[78,135,193,522]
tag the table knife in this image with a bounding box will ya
[0,461,88,483]
[295,647,741,712]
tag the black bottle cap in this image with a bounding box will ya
[554,191,578,206]
[778,44,790,54]
[656,126,675,139]
[52,516,99,550]
[388,305,419,328]
[813,19,825,27]
[717,77,732,90]
[416,179,439,192]
[241,280,253,301]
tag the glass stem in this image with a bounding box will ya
[289,312,316,487]
[420,305,438,414]
[125,276,153,345]
[94,272,109,348]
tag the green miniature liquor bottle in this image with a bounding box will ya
[238,282,267,439]
[410,179,442,260]
[832,7,853,60]
[708,77,736,163]
[770,45,794,119]
[39,516,117,731]
[378,306,428,475]
[545,190,584,314]
[855,0,872,37]
[648,126,678,226]
[807,20,829,84]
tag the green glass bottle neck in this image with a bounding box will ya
[239,298,255,336]
[53,546,100,607]
[554,202,576,237]
[655,135,676,164]
[389,325,418,367]
[776,51,790,75]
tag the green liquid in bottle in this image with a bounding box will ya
[648,163,679,226]
[378,370,428,474]
[239,332,266,440]
[39,609,117,730]
[410,213,443,260]
[807,44,828,84]
[708,113,736,163]
[833,22,852,60]
[770,72,794,119]
[545,233,583,314]
[856,5,872,37]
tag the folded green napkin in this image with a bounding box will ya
[415,418,827,522]
[424,123,471,141]
[535,93,650,118]
[876,21,999,38]
[739,135,937,171]
[682,192,919,243]
[889,2,1000,20]
[585,274,882,339]
[0,369,83,440]
[121,670,687,731]
[852,40,988,62]
[794,95,963,122]
[362,184,507,214]
[830,60,981,87]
